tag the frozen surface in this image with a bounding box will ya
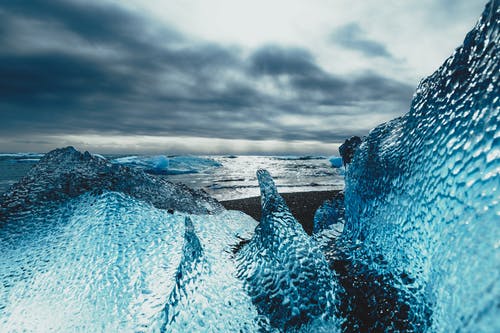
[112,155,222,175]
[0,192,184,332]
[236,170,341,331]
[162,214,263,332]
[0,192,261,332]
[328,156,343,168]
[342,1,499,331]
[313,197,345,235]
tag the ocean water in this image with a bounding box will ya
[0,154,344,201]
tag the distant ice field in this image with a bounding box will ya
[0,154,344,201]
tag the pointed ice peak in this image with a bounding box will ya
[256,169,278,199]
[256,169,289,220]
[182,217,203,262]
[184,216,195,234]
[238,170,340,330]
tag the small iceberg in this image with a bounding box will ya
[111,155,222,175]
[328,156,343,168]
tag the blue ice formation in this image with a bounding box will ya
[112,155,222,175]
[0,148,344,332]
[236,169,341,331]
[0,192,185,332]
[329,156,343,168]
[313,197,345,235]
[0,147,222,218]
[341,1,499,331]
[0,190,262,332]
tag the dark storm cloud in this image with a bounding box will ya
[330,23,393,59]
[248,45,413,107]
[0,0,414,146]
[0,0,182,49]
[249,46,319,76]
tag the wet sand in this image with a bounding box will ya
[221,190,343,234]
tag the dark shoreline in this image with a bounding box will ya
[221,190,343,234]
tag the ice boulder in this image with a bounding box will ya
[342,1,499,331]
[0,190,262,332]
[0,147,223,220]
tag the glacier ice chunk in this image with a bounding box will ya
[0,191,263,332]
[341,1,500,331]
[0,147,222,219]
[0,192,184,332]
[328,156,343,168]
[236,169,341,331]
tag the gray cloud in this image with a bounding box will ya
[248,45,413,107]
[0,0,416,152]
[330,23,394,59]
[249,46,320,76]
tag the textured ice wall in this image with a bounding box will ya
[342,1,499,331]
[0,192,259,332]
[162,214,263,332]
[313,197,345,235]
[237,170,341,332]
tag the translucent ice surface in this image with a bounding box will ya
[328,156,343,168]
[162,214,263,332]
[342,1,499,331]
[0,192,260,332]
[313,197,345,235]
[236,170,341,332]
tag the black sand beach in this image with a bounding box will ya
[221,190,343,234]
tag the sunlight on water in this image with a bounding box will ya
[0,155,344,200]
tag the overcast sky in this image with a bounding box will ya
[0,0,487,154]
